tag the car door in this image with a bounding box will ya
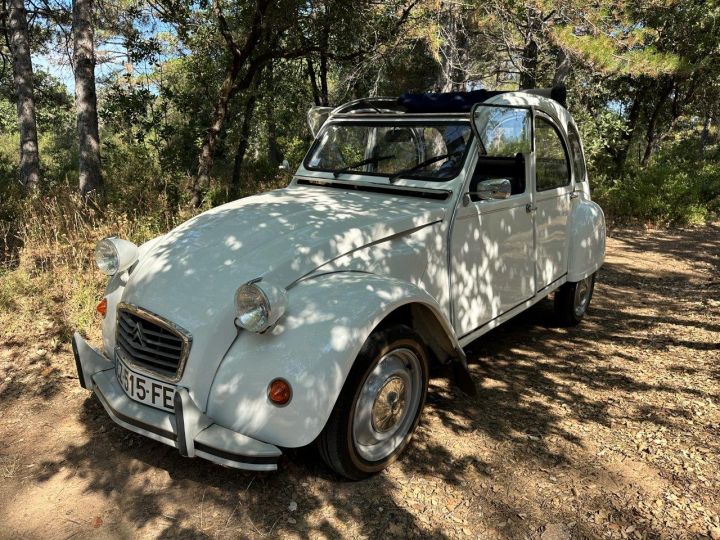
[450,105,535,337]
[532,113,573,291]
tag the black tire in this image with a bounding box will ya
[554,272,596,326]
[318,324,429,480]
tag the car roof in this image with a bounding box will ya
[316,89,577,140]
[485,91,575,133]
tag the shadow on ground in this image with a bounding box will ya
[6,226,719,538]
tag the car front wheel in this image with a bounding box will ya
[555,272,596,326]
[318,324,429,480]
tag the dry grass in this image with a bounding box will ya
[0,192,196,344]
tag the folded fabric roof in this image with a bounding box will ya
[398,89,508,113]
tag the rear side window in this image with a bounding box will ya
[567,123,587,182]
[534,117,570,191]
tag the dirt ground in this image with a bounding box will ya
[1,226,719,540]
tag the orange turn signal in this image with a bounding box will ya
[96,298,107,318]
[268,378,292,406]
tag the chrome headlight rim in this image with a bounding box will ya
[95,237,138,276]
[234,279,288,333]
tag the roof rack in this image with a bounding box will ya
[332,97,406,115]
[306,86,568,135]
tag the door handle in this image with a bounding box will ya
[525,203,537,213]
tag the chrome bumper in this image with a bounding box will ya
[72,332,281,471]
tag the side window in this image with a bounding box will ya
[534,117,570,191]
[474,106,531,157]
[566,123,587,182]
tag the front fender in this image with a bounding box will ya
[206,272,456,448]
[567,200,606,282]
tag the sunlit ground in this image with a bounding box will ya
[0,225,718,539]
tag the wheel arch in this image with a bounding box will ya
[374,302,463,368]
[205,272,472,449]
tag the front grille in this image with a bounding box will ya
[116,305,191,381]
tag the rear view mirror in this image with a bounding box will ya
[463,178,512,205]
[382,128,414,143]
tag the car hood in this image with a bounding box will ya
[121,184,446,333]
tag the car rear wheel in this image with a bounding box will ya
[318,324,429,480]
[554,273,596,326]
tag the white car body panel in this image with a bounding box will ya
[206,272,457,447]
[450,170,536,336]
[534,186,572,290]
[116,186,446,407]
[77,91,605,467]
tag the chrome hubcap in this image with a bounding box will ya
[371,376,407,432]
[353,348,422,462]
[574,276,592,317]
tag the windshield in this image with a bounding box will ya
[304,122,473,182]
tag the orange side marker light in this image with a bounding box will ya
[96,298,108,318]
[268,378,292,406]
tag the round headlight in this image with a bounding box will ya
[95,237,138,276]
[95,238,119,275]
[235,280,288,333]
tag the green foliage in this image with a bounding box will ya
[1,0,719,238]
[554,26,682,77]
[593,142,720,225]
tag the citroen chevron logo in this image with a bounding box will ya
[132,321,146,348]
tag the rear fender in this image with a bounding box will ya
[567,200,606,282]
[206,272,462,448]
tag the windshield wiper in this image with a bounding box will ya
[388,151,462,183]
[332,155,395,178]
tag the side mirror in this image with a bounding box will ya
[278,159,292,177]
[463,178,512,206]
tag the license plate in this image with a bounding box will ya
[115,355,176,412]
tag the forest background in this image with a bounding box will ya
[0,0,718,332]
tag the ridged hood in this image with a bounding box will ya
[119,184,446,397]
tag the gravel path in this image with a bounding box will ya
[1,226,718,539]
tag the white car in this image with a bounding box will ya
[73,88,605,480]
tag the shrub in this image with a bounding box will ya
[592,145,720,226]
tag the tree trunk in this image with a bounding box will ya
[72,0,102,197]
[265,63,281,166]
[641,88,671,167]
[192,59,241,207]
[519,40,538,89]
[7,0,40,191]
[552,48,570,87]
[437,2,461,92]
[318,26,329,106]
[306,55,321,106]
[319,51,329,106]
[700,113,711,156]
[519,9,541,90]
[231,93,257,189]
[266,114,280,166]
[191,0,270,207]
[613,86,645,168]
